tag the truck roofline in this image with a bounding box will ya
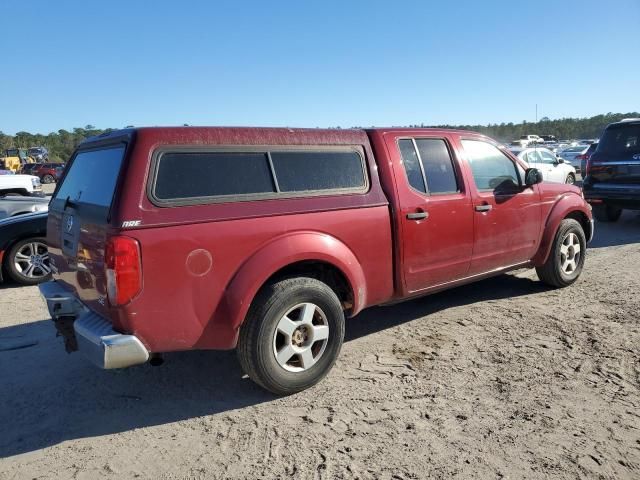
[80,126,488,146]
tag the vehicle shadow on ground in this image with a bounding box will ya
[589,210,640,249]
[0,273,548,458]
[345,273,548,342]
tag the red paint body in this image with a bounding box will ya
[46,127,592,353]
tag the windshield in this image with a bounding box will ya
[598,124,640,156]
[54,145,125,209]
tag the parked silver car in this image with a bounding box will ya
[558,146,588,172]
[0,195,49,220]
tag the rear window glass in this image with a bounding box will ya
[154,152,275,200]
[398,139,426,193]
[415,139,459,194]
[55,146,125,208]
[598,124,640,156]
[270,151,365,192]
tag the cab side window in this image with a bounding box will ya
[398,138,459,195]
[415,139,459,194]
[398,139,426,193]
[462,140,520,191]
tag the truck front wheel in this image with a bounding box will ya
[237,277,345,395]
[536,218,586,288]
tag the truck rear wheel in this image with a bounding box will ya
[536,219,586,288]
[237,277,345,395]
[592,204,622,222]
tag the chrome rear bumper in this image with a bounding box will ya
[39,281,149,369]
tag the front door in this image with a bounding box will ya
[390,134,474,293]
[459,139,541,275]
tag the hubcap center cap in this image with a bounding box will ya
[292,326,308,346]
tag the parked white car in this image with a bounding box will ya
[509,147,577,184]
[0,174,44,197]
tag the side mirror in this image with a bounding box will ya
[525,168,543,186]
[556,156,564,164]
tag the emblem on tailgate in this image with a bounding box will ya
[122,220,142,228]
[66,216,74,233]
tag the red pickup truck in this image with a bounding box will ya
[39,127,593,394]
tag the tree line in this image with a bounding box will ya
[1,112,638,163]
[426,112,639,143]
[0,125,114,163]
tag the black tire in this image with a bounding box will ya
[565,173,575,185]
[237,277,345,395]
[42,174,55,184]
[536,219,586,288]
[4,237,52,285]
[592,204,622,223]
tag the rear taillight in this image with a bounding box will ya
[584,154,593,176]
[105,236,142,306]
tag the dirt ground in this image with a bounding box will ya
[1,211,639,480]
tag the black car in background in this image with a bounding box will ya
[583,119,640,222]
[19,163,40,175]
[0,212,51,285]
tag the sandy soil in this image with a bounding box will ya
[1,211,639,480]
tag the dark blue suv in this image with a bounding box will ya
[583,119,640,222]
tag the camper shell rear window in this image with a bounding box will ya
[51,145,126,221]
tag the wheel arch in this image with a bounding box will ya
[532,194,592,266]
[220,232,367,334]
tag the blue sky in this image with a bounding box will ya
[2,0,639,135]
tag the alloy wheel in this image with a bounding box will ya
[273,302,329,372]
[13,241,51,279]
[559,232,581,275]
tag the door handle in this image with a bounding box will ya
[475,204,492,212]
[406,211,428,220]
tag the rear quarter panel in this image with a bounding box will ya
[119,207,393,351]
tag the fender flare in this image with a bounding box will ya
[220,232,368,332]
[532,193,592,266]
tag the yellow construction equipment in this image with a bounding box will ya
[0,148,35,172]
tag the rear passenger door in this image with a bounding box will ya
[391,135,474,292]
